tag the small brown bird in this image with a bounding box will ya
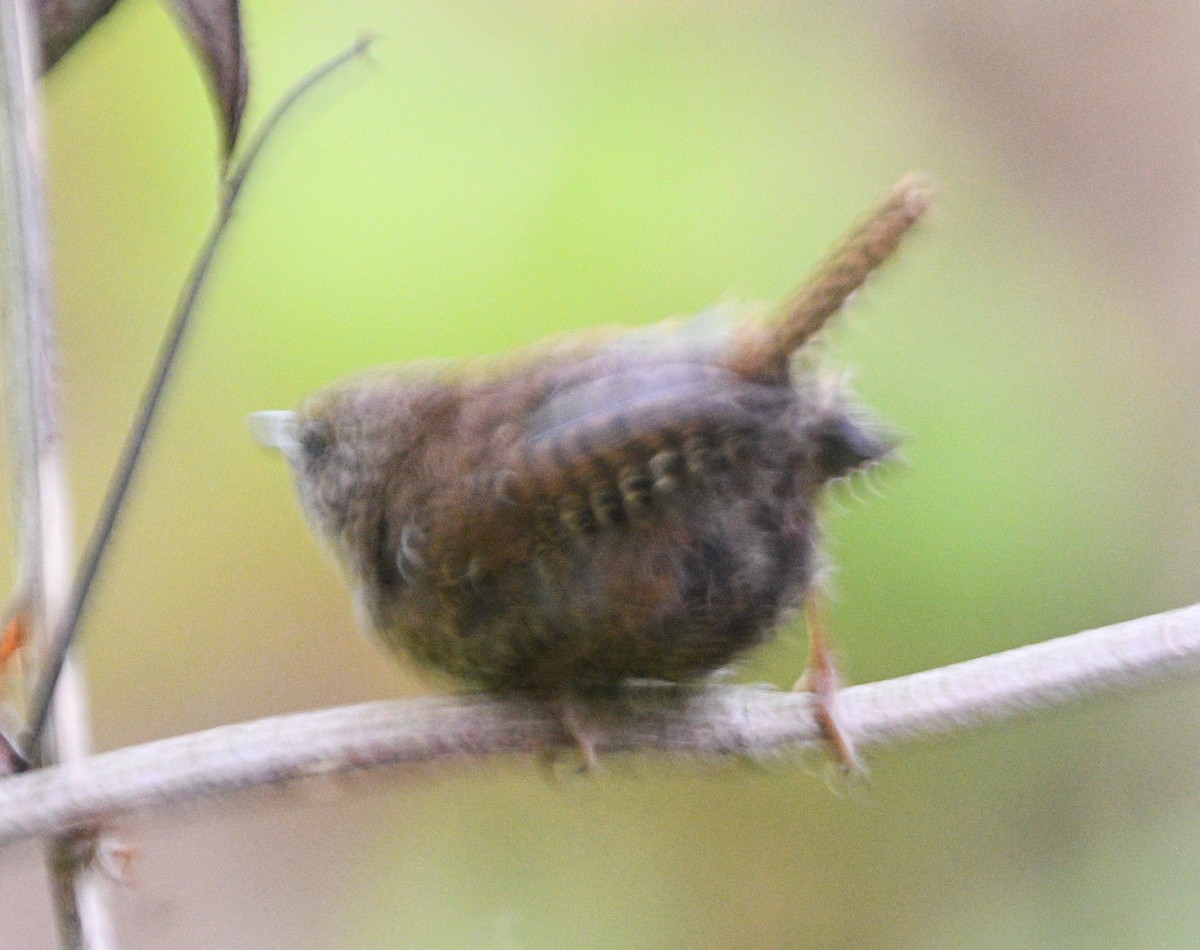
[254,176,930,767]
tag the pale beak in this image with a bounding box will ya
[249,410,299,457]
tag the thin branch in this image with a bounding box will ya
[20,34,375,760]
[0,0,114,943]
[1,601,1199,849]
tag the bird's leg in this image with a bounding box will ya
[794,598,863,773]
[559,696,605,774]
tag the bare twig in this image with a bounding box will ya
[1,601,1198,849]
[20,34,375,761]
[0,0,114,944]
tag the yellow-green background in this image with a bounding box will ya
[3,1,1200,947]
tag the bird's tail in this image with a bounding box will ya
[726,174,932,382]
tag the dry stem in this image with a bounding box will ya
[1,601,1198,849]
[0,0,113,945]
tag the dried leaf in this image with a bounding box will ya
[39,0,123,71]
[162,0,248,160]
[0,608,25,665]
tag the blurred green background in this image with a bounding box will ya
[4,0,1200,947]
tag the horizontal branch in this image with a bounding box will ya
[3,601,1200,849]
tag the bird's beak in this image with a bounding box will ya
[249,410,299,457]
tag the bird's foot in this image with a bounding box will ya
[793,600,864,776]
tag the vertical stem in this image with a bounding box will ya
[22,31,375,754]
[0,0,114,947]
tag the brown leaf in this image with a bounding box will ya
[162,0,249,160]
[0,607,25,668]
[39,0,123,71]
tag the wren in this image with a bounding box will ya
[253,176,930,765]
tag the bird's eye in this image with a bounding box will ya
[300,420,332,462]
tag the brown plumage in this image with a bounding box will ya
[254,176,929,723]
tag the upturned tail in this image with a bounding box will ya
[726,174,932,382]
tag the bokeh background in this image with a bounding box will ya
[4,0,1200,946]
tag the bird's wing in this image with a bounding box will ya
[417,362,783,584]
[516,361,781,500]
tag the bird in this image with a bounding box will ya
[253,175,930,769]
